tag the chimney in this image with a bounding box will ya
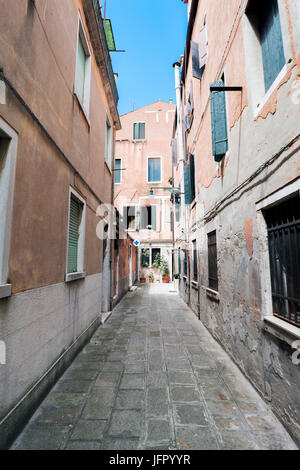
[169,98,173,104]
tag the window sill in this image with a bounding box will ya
[253,64,288,119]
[65,272,86,283]
[73,91,90,129]
[205,286,220,302]
[191,280,199,289]
[263,315,300,346]
[0,283,12,299]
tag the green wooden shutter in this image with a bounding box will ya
[184,163,191,205]
[151,206,156,230]
[189,154,195,202]
[67,196,80,273]
[260,0,285,92]
[210,80,228,162]
[139,122,145,139]
[170,207,174,232]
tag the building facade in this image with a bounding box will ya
[0,0,123,448]
[115,100,176,283]
[174,0,300,443]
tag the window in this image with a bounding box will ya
[0,120,18,298]
[264,194,300,327]
[141,248,150,267]
[148,157,161,183]
[140,205,156,230]
[152,248,161,266]
[133,122,145,140]
[178,248,181,274]
[67,191,86,277]
[210,76,228,162]
[193,240,198,281]
[75,19,91,115]
[115,158,122,184]
[246,0,285,93]
[105,117,112,168]
[184,154,196,204]
[208,231,218,291]
[123,206,137,230]
[183,250,188,276]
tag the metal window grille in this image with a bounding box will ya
[264,194,300,327]
[193,240,198,281]
[208,231,218,290]
[184,250,188,276]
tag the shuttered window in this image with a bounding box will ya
[246,0,285,93]
[74,22,91,114]
[105,118,112,167]
[133,122,145,140]
[140,206,156,230]
[170,207,174,232]
[67,196,81,273]
[210,79,228,162]
[76,36,86,103]
[184,155,196,205]
[178,248,181,274]
[148,158,161,183]
[115,158,121,184]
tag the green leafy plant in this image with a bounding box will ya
[148,272,154,281]
[152,253,162,269]
[174,273,180,279]
[160,258,169,276]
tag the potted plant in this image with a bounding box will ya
[160,258,170,283]
[173,273,180,290]
[148,272,154,283]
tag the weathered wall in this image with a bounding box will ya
[0,0,118,437]
[178,0,300,443]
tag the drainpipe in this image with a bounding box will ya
[173,61,185,239]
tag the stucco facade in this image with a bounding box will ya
[174,0,300,444]
[115,100,176,282]
[0,0,120,448]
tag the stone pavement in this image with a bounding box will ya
[11,284,298,450]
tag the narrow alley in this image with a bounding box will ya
[11,284,297,451]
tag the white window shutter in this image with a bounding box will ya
[198,24,208,69]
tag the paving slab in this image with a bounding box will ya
[11,283,298,450]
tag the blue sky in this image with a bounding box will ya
[105,0,188,116]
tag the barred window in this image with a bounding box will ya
[264,194,300,327]
[193,240,198,281]
[208,231,218,291]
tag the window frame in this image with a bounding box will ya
[192,239,198,282]
[242,0,288,116]
[105,114,113,170]
[74,14,92,120]
[0,118,18,298]
[147,156,162,184]
[207,230,218,292]
[133,122,146,141]
[114,157,122,184]
[65,187,86,282]
[256,179,300,343]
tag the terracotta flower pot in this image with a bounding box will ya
[162,275,169,283]
[140,277,146,283]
